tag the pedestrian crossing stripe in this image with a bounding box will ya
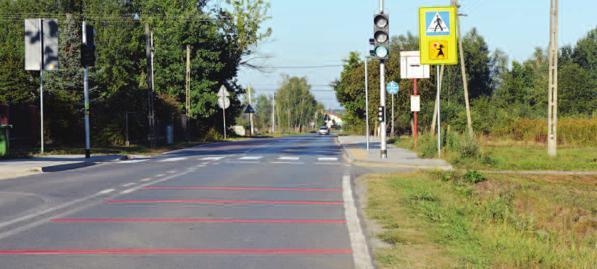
[426,11,450,36]
[278,156,300,161]
[118,159,148,164]
[239,156,263,160]
[201,156,225,161]
[317,157,338,162]
[158,157,187,162]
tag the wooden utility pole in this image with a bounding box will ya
[547,0,559,156]
[452,0,474,138]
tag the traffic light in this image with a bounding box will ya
[81,24,95,67]
[372,12,389,60]
[377,106,385,122]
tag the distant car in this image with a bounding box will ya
[318,126,330,135]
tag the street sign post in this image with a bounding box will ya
[386,81,399,136]
[400,51,429,146]
[218,85,230,139]
[25,18,59,154]
[419,7,458,65]
[419,6,458,157]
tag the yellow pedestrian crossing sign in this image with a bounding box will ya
[419,6,458,65]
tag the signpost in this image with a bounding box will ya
[217,85,230,139]
[25,18,59,154]
[400,51,430,146]
[419,7,458,157]
[386,81,399,136]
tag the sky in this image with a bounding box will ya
[236,0,596,110]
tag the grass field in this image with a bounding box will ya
[365,171,596,268]
[396,136,597,171]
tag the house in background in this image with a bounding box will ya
[325,112,343,129]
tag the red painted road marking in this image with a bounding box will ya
[143,186,342,192]
[0,248,352,255]
[51,218,346,224]
[106,199,343,205]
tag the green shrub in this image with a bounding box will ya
[417,133,438,158]
[463,170,486,184]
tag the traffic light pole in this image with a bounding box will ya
[364,57,370,152]
[82,21,91,158]
[379,0,387,159]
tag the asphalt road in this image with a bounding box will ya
[0,135,370,269]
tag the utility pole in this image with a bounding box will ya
[248,86,254,136]
[82,21,91,158]
[145,24,156,147]
[391,93,395,137]
[379,0,387,159]
[185,44,191,140]
[452,0,474,138]
[364,56,370,152]
[547,0,559,156]
[271,93,275,133]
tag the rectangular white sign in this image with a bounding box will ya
[25,18,59,71]
[411,95,421,112]
[400,51,430,79]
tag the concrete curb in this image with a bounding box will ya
[36,155,128,173]
[336,137,453,171]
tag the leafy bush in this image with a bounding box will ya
[492,117,597,146]
[463,170,486,184]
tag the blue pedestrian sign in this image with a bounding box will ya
[425,11,450,36]
[386,81,399,95]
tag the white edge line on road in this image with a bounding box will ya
[140,178,153,182]
[121,183,136,187]
[343,175,374,269]
[97,189,115,195]
[0,168,197,241]
[120,188,136,194]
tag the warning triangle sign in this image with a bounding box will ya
[427,12,449,34]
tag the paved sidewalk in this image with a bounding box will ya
[338,136,452,170]
[0,155,125,180]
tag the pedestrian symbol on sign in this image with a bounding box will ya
[429,40,448,60]
[426,11,450,36]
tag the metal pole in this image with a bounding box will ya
[391,93,395,137]
[364,57,370,152]
[82,21,91,158]
[248,86,254,136]
[379,0,387,159]
[222,94,227,139]
[436,65,441,158]
[380,61,387,159]
[413,78,418,146]
[125,112,130,147]
[547,0,558,156]
[39,18,44,154]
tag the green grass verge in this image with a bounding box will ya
[395,135,597,171]
[365,171,596,268]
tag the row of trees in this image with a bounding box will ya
[334,27,596,137]
[236,76,326,134]
[0,0,271,146]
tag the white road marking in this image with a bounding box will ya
[120,188,136,194]
[155,174,166,177]
[97,189,115,195]
[239,156,263,160]
[270,161,304,165]
[278,156,300,161]
[158,157,187,162]
[201,156,225,161]
[140,178,153,182]
[121,183,136,187]
[342,175,374,269]
[167,170,177,174]
[318,157,338,161]
[316,162,341,166]
[0,168,197,241]
[118,159,147,164]
[227,161,260,164]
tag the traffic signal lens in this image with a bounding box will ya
[374,16,388,28]
[375,46,388,58]
[374,31,388,43]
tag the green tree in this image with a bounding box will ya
[275,76,321,133]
